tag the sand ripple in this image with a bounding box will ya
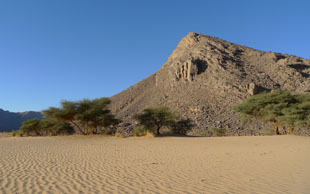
[0,135,310,193]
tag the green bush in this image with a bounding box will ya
[133,126,156,137]
[19,119,75,136]
[11,130,16,137]
[133,126,146,136]
[17,130,24,137]
[115,132,125,138]
[234,90,310,135]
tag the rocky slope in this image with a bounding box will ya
[110,32,310,135]
[0,109,44,132]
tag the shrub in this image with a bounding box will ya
[17,130,24,137]
[133,126,147,137]
[11,130,16,137]
[144,130,156,137]
[115,132,125,138]
[18,119,75,136]
[19,119,42,136]
[133,126,156,137]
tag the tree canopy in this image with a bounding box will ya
[19,119,74,136]
[134,106,194,135]
[234,90,310,134]
[43,98,119,135]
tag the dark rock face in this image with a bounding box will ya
[0,109,44,132]
[110,32,310,135]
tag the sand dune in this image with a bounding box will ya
[0,135,310,194]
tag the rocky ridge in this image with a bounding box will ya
[0,109,44,132]
[110,32,310,135]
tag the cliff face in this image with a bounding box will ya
[0,109,44,132]
[111,32,310,135]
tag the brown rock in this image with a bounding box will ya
[110,32,310,136]
[248,83,260,95]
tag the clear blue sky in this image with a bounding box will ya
[0,0,309,112]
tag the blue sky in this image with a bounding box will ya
[0,0,309,112]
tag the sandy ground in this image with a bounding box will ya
[0,135,310,194]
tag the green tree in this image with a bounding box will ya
[43,98,119,135]
[278,100,310,134]
[18,119,75,136]
[134,107,179,135]
[40,120,74,136]
[43,101,85,134]
[19,119,42,136]
[234,90,310,135]
[75,98,120,134]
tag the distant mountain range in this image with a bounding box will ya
[0,109,44,132]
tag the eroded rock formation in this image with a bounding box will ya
[110,32,310,136]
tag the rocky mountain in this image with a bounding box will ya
[110,32,310,136]
[0,109,44,132]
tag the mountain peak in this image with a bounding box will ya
[110,33,310,136]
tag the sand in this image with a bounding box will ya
[0,135,310,194]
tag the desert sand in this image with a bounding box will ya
[0,135,310,194]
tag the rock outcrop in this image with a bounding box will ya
[110,32,310,135]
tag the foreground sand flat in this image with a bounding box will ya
[0,136,310,194]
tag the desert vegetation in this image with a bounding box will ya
[234,90,310,135]
[42,98,120,135]
[14,90,310,137]
[16,98,119,136]
[134,106,195,136]
[18,119,74,136]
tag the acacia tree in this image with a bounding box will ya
[19,119,74,136]
[234,90,310,135]
[279,98,310,134]
[39,120,74,136]
[74,98,120,134]
[19,119,42,136]
[43,101,85,134]
[134,107,179,135]
[43,98,119,135]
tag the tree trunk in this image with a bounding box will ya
[92,126,97,134]
[70,120,87,135]
[272,125,280,135]
[289,126,294,135]
[156,126,161,135]
[270,122,280,135]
